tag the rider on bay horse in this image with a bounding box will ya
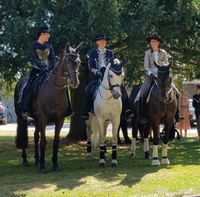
[21,26,72,119]
[139,33,182,123]
[82,34,132,120]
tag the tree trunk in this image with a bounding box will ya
[66,62,89,141]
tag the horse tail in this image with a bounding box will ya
[14,77,29,149]
[16,117,28,149]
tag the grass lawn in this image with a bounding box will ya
[0,130,200,197]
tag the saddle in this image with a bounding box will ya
[18,71,49,104]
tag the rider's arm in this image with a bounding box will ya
[144,50,152,75]
[88,49,98,75]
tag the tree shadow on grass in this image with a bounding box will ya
[0,136,199,196]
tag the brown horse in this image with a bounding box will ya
[14,42,82,172]
[131,62,178,166]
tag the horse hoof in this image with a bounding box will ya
[130,153,136,158]
[39,168,46,174]
[53,166,59,171]
[99,159,106,168]
[99,163,106,168]
[111,160,118,168]
[86,153,92,160]
[22,161,29,167]
[151,159,160,166]
[144,151,150,159]
[161,158,170,165]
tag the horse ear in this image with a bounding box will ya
[168,61,173,68]
[75,42,84,53]
[64,42,70,52]
[154,61,161,69]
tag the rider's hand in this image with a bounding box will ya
[96,71,102,79]
[149,73,156,80]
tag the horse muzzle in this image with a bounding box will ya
[111,87,121,99]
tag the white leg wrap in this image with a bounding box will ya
[152,145,158,159]
[99,159,106,164]
[162,144,168,158]
[144,138,149,152]
[131,138,136,157]
[111,159,118,165]
[161,144,170,165]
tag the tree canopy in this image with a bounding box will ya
[0,0,200,86]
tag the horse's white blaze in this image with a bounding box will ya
[144,138,149,152]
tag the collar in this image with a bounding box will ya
[98,48,106,53]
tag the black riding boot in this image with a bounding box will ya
[82,96,92,120]
[121,85,134,120]
[21,84,31,119]
[139,98,148,124]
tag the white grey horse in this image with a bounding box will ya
[86,59,124,167]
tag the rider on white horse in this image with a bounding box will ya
[82,34,114,120]
[82,34,133,120]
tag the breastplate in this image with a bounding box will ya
[36,48,50,66]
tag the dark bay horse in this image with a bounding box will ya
[14,42,82,172]
[130,62,178,166]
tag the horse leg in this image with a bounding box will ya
[39,128,46,173]
[111,118,120,168]
[52,119,64,171]
[97,119,106,168]
[144,125,151,159]
[161,120,173,165]
[22,148,29,167]
[86,117,92,159]
[34,129,39,166]
[151,122,160,166]
[130,117,138,158]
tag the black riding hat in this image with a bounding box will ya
[93,34,110,41]
[36,26,50,38]
[146,34,163,43]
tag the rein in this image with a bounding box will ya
[49,52,79,89]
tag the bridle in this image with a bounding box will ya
[49,52,80,89]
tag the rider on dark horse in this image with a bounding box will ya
[21,26,72,119]
[82,34,132,120]
[139,34,182,123]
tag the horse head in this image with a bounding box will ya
[62,42,84,88]
[154,61,172,102]
[103,59,124,99]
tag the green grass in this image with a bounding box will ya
[0,133,200,197]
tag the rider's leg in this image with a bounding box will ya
[21,69,39,119]
[121,85,134,119]
[139,75,152,124]
[82,80,97,120]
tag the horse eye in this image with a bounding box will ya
[109,74,113,78]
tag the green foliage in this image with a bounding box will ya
[0,0,200,86]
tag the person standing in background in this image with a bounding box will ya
[192,85,200,141]
[176,89,190,137]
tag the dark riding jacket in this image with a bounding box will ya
[88,48,114,79]
[30,41,56,72]
[192,94,200,115]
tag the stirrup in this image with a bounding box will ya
[22,112,29,120]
